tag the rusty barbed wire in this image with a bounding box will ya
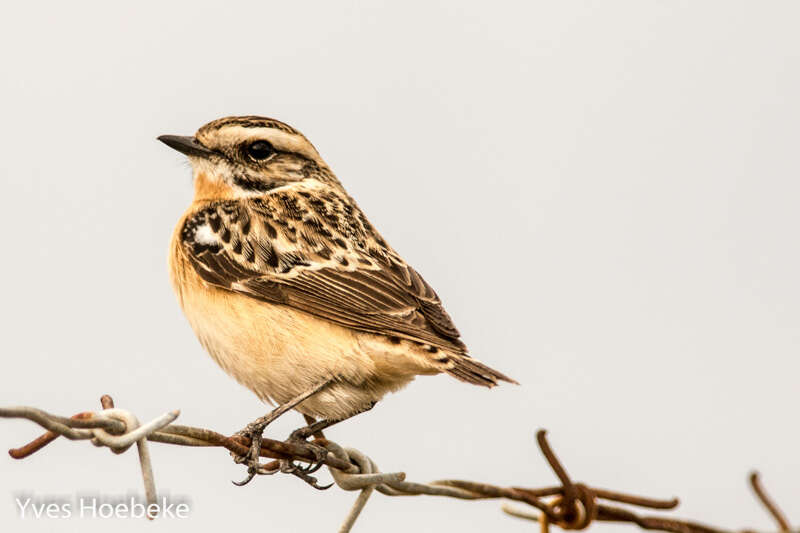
[0,395,795,533]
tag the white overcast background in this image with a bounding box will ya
[1,2,798,532]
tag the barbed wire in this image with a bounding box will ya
[0,394,794,532]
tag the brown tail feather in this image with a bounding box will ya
[445,356,518,388]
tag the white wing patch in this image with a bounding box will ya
[194,223,218,245]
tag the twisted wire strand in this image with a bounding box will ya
[1,397,796,533]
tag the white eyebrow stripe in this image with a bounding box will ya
[210,126,322,164]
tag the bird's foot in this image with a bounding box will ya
[277,427,332,489]
[228,380,335,486]
[231,422,278,486]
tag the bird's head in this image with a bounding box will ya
[159,116,339,199]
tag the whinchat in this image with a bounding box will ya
[159,116,516,484]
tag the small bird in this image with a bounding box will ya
[159,116,516,484]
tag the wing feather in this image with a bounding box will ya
[181,197,466,353]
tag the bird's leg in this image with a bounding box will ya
[280,401,377,478]
[302,413,325,439]
[232,379,333,486]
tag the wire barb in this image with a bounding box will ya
[749,472,792,533]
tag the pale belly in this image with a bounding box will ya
[170,248,429,420]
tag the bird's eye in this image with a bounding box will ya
[245,140,275,161]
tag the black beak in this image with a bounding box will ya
[157,135,216,158]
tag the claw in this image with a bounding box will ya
[300,444,328,474]
[302,457,326,475]
[285,467,334,490]
[232,467,257,487]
